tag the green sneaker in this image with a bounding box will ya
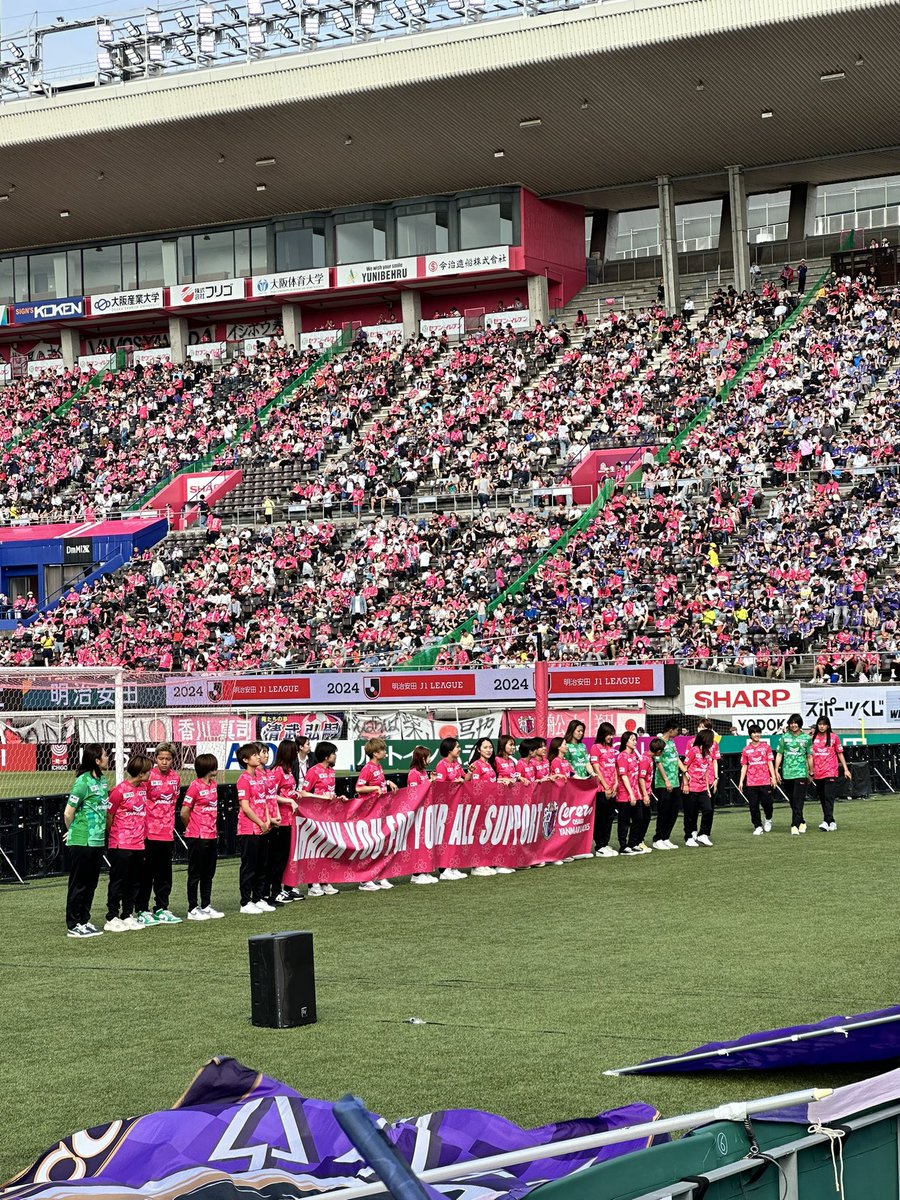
[135,911,158,926]
[155,909,182,924]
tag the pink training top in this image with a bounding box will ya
[269,764,297,822]
[589,743,618,791]
[236,770,268,836]
[107,780,146,851]
[811,733,842,780]
[615,750,640,803]
[145,766,180,842]
[495,756,518,780]
[262,767,281,821]
[357,759,388,796]
[304,763,337,798]
[435,757,465,782]
[551,755,573,778]
[638,752,655,794]
[685,746,717,792]
[470,759,497,782]
[407,767,430,788]
[533,758,550,780]
[741,741,774,788]
[182,778,219,840]
[516,758,537,783]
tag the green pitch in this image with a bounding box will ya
[2,798,897,1185]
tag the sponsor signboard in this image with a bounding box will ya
[299,329,341,351]
[13,296,86,324]
[548,665,668,699]
[89,288,164,315]
[506,707,645,738]
[360,323,404,342]
[419,317,464,340]
[259,712,345,743]
[335,257,418,288]
[63,538,94,566]
[424,245,510,278]
[169,279,245,307]
[186,341,227,361]
[77,354,116,375]
[250,269,329,298]
[483,308,531,330]
[133,347,173,366]
[801,686,900,730]
[348,711,500,744]
[684,682,801,717]
[26,358,65,377]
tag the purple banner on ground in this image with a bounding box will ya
[617,1005,900,1075]
[3,1058,660,1199]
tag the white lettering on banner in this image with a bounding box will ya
[0,362,10,383]
[684,682,801,716]
[185,474,230,502]
[419,317,464,340]
[186,341,227,361]
[133,347,173,365]
[89,288,164,315]
[77,354,116,374]
[251,270,329,298]
[424,246,510,278]
[299,329,340,351]
[483,309,531,330]
[360,323,404,342]
[79,716,173,743]
[801,686,900,730]
[335,258,418,288]
[169,279,245,307]
[26,358,65,377]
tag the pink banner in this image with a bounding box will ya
[284,778,597,885]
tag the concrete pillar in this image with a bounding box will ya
[281,302,302,352]
[588,209,609,257]
[401,289,421,340]
[60,326,79,368]
[727,165,751,294]
[168,315,189,365]
[657,175,681,314]
[788,183,810,242]
[527,274,550,325]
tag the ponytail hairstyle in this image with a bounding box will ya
[77,744,106,779]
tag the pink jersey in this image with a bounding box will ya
[811,733,842,780]
[615,750,640,803]
[533,758,550,780]
[638,753,655,795]
[551,755,573,778]
[741,741,774,787]
[357,759,388,796]
[685,746,716,792]
[182,778,219,840]
[304,763,336,798]
[269,764,297,822]
[516,758,537,782]
[236,769,268,836]
[590,743,618,791]
[495,756,518,780]
[435,757,465,782]
[262,767,280,820]
[470,758,497,782]
[145,766,180,842]
[107,780,146,851]
[407,767,430,788]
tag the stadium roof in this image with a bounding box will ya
[0,0,898,251]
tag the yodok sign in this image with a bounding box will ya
[684,682,801,717]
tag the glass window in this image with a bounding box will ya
[335,213,387,263]
[178,235,193,284]
[82,244,123,295]
[29,251,68,300]
[459,195,514,250]
[395,208,449,256]
[275,221,328,270]
[122,243,138,291]
[0,259,12,305]
[137,240,165,288]
[251,225,268,273]
[235,227,251,279]
[67,249,82,295]
[14,257,28,301]
[194,230,235,282]
[613,208,659,259]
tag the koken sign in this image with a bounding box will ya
[14,296,86,324]
[684,682,801,716]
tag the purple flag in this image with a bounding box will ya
[3,1058,660,1199]
[610,1005,900,1075]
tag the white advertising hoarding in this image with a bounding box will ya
[250,270,329,298]
[424,245,510,278]
[335,258,418,288]
[89,288,165,316]
[169,279,245,307]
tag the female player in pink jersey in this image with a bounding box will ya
[494,734,519,784]
[136,741,182,926]
[406,745,432,789]
[181,753,224,920]
[738,724,777,835]
[548,736,573,779]
[355,737,398,892]
[298,742,342,897]
[615,731,644,855]
[467,737,515,877]
[267,740,300,905]
[105,753,152,932]
[683,729,718,847]
[810,715,851,831]
[589,721,619,857]
[433,737,467,881]
[236,742,274,914]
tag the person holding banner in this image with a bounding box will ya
[467,739,514,875]
[549,737,573,779]
[683,729,718,848]
[589,722,619,858]
[516,739,539,783]
[434,738,468,881]
[810,716,851,831]
[407,746,439,886]
[355,738,397,891]
[494,735,520,784]
[738,725,776,835]
[562,720,593,779]
[63,744,110,938]
[775,714,813,835]
[299,742,342,897]
[651,718,684,850]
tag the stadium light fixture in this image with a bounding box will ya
[468,0,485,9]
[98,24,115,42]
[387,2,404,18]
[819,70,845,82]
[146,13,163,33]
[333,10,350,30]
[448,0,464,11]
[125,45,143,63]
[6,42,25,60]
[358,2,377,25]
[125,20,142,36]
[303,12,319,33]
[175,34,194,52]
[175,10,192,28]
[199,29,217,51]
[148,39,165,59]
[97,47,115,69]
[282,0,297,10]
[199,5,216,22]
[279,19,296,37]
[407,0,424,16]
[248,0,265,16]
[248,22,266,43]
[11,69,25,84]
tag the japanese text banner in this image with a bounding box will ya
[285,778,596,885]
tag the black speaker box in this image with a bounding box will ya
[248,931,317,1028]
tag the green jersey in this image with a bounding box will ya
[777,732,812,780]
[655,738,682,790]
[66,772,110,847]
[563,741,591,779]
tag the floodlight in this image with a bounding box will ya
[248,22,266,43]
[199,5,215,23]
[282,0,297,10]
[146,13,163,33]
[98,24,114,42]
[407,0,424,16]
[387,2,404,18]
[333,9,350,29]
[148,39,165,59]
[7,42,25,60]
[175,10,192,28]
[248,0,264,16]
[358,1,376,24]
[303,11,319,32]
[448,0,463,11]
[12,68,26,84]
[279,20,295,37]
[125,45,143,63]
[125,20,141,36]
[199,29,216,51]
[176,34,194,52]
[97,47,114,69]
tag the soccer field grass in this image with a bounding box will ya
[3,798,898,1185]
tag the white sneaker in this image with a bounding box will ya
[799,823,807,834]
[307,885,325,897]
[652,840,667,850]
[753,826,764,836]
[322,884,339,896]
[471,866,497,876]
[123,916,145,930]
[623,846,636,855]
[790,826,800,836]
[379,879,394,889]
[411,873,438,885]
[763,820,772,832]
[827,822,837,831]
[819,821,830,831]
[549,860,565,866]
[697,834,713,847]
[439,869,467,881]
[664,840,678,849]
[595,846,618,858]
[187,907,210,921]
[274,890,293,904]
[495,867,516,874]
[104,917,128,932]
[240,902,262,913]
[359,881,381,892]
[201,906,225,918]
[256,900,277,912]
[685,837,699,847]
